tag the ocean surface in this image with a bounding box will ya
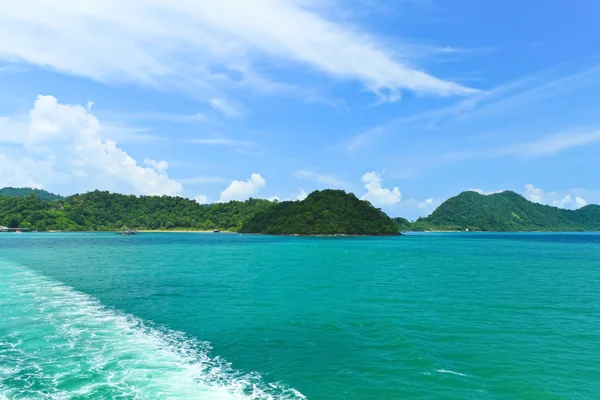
[1,232,599,399]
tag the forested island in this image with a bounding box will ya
[411,190,600,232]
[239,190,400,235]
[1,187,599,233]
[0,188,399,234]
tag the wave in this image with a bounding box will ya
[436,369,469,377]
[0,261,305,399]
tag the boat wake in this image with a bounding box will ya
[0,261,305,399]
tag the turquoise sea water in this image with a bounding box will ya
[1,232,599,399]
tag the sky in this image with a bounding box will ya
[1,0,599,219]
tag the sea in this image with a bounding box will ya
[0,232,599,399]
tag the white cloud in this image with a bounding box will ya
[294,170,349,189]
[470,188,505,195]
[194,195,209,204]
[292,188,308,201]
[361,172,401,206]
[0,95,183,196]
[219,173,266,202]
[0,154,46,189]
[418,197,434,208]
[209,98,244,118]
[0,0,475,104]
[144,158,169,173]
[575,196,589,208]
[524,184,588,210]
[553,194,573,209]
[524,184,546,204]
[267,188,307,202]
[0,116,28,143]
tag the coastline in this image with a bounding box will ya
[136,230,237,233]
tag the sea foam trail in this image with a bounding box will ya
[0,261,305,400]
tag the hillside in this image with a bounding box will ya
[0,187,64,201]
[393,217,412,232]
[239,189,400,235]
[0,190,273,231]
[412,191,600,232]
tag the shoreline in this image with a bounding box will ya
[136,230,237,233]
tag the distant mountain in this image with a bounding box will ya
[239,189,400,235]
[0,187,64,201]
[411,191,600,232]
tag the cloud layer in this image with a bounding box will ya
[0,0,474,103]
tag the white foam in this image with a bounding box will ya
[0,262,306,399]
[436,369,469,377]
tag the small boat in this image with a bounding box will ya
[213,229,220,233]
[117,229,137,236]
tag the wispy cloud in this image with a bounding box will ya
[209,98,244,118]
[188,138,256,148]
[102,111,209,124]
[101,124,161,143]
[0,0,475,106]
[347,62,600,150]
[294,169,350,189]
[437,128,600,163]
[497,129,600,158]
[178,176,227,184]
[1,111,162,145]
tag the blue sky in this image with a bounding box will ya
[1,0,599,219]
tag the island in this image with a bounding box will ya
[239,189,401,235]
[1,187,600,233]
[0,188,400,235]
[410,190,600,232]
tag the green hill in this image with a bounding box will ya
[0,190,273,231]
[239,189,400,235]
[0,187,64,201]
[411,191,600,232]
[393,217,412,232]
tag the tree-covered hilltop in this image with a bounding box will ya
[0,187,64,201]
[0,190,273,231]
[411,190,600,232]
[239,189,401,235]
[393,217,412,232]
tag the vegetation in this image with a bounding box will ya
[3,187,599,233]
[239,189,401,235]
[0,190,273,231]
[410,191,600,232]
[0,187,64,201]
[393,217,412,232]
